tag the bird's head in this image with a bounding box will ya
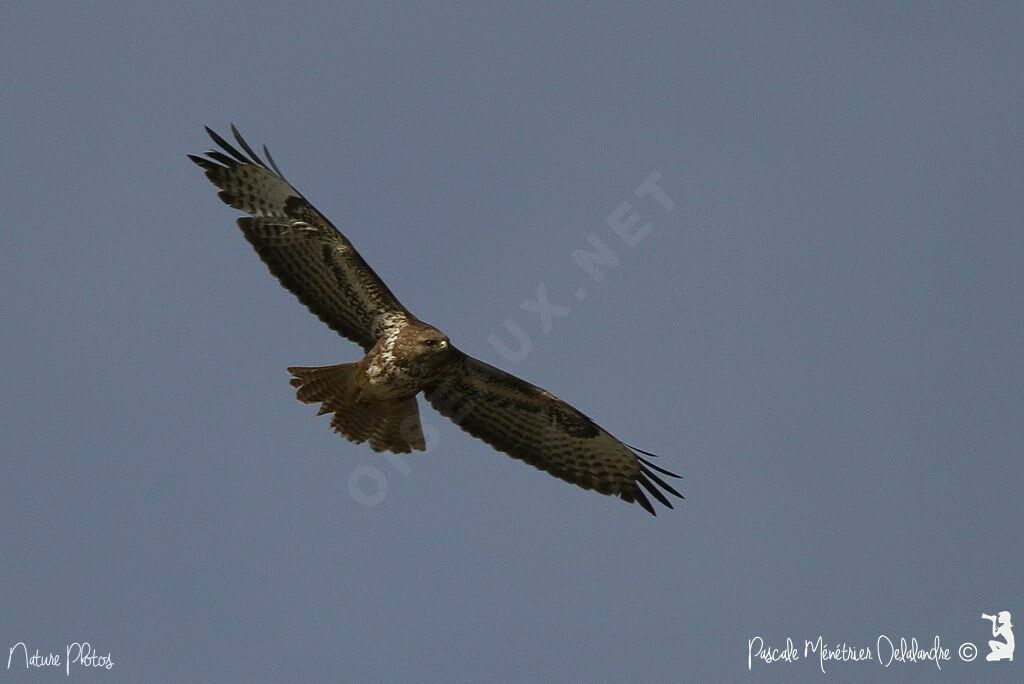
[411,326,451,359]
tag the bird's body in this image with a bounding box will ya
[191,125,683,514]
[357,330,416,401]
[353,321,450,402]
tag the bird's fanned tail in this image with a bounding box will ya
[288,364,426,454]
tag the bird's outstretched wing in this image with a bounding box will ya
[425,349,683,515]
[189,125,411,351]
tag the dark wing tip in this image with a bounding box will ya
[205,126,245,163]
[640,463,684,500]
[637,473,674,510]
[263,144,284,176]
[626,446,684,514]
[634,488,657,516]
[196,125,283,179]
[230,123,271,170]
[640,457,682,480]
[628,445,682,479]
[187,153,216,170]
[205,150,238,167]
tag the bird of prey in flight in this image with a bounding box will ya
[190,126,682,514]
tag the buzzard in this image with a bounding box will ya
[190,126,682,514]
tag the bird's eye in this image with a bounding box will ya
[423,339,436,346]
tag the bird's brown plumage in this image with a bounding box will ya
[190,125,682,514]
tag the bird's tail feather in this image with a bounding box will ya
[287,364,426,454]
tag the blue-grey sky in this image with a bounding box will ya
[2,3,1022,681]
